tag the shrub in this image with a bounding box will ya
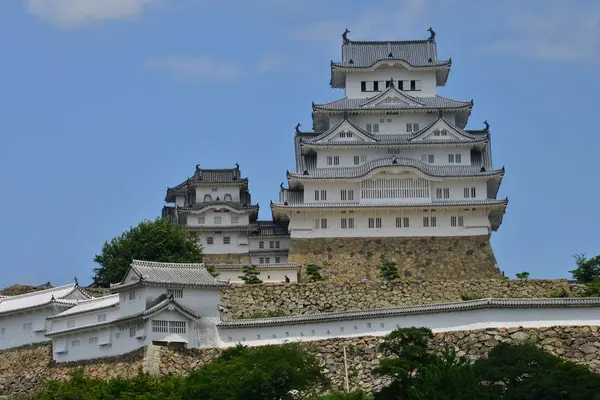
[238,265,263,284]
[515,271,530,280]
[460,292,484,301]
[379,260,399,281]
[306,264,325,282]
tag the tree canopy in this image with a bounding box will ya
[93,217,204,287]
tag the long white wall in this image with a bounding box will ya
[0,307,58,350]
[328,114,456,135]
[195,186,242,203]
[345,69,437,98]
[218,307,600,348]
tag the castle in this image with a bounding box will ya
[163,28,507,283]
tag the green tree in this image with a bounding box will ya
[182,343,327,400]
[306,264,325,282]
[93,218,207,287]
[475,342,600,400]
[515,271,530,280]
[379,260,399,281]
[570,253,600,283]
[238,265,263,284]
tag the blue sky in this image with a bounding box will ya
[1,0,599,286]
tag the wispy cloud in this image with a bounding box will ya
[147,56,242,83]
[484,2,600,60]
[26,0,155,27]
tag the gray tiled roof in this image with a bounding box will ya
[313,92,471,112]
[336,40,449,69]
[207,263,301,270]
[248,248,288,255]
[177,201,259,213]
[165,165,248,202]
[218,297,600,328]
[288,157,504,180]
[110,260,228,290]
[301,115,487,148]
[187,224,255,232]
[250,221,290,237]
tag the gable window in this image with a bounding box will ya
[433,129,440,136]
[223,236,231,244]
[224,194,232,201]
[464,187,476,198]
[206,237,214,245]
[230,215,238,224]
[339,132,345,138]
[167,288,184,298]
[441,129,448,136]
[259,241,264,249]
[361,81,366,92]
[203,194,212,202]
[129,290,136,301]
[354,156,360,165]
[406,123,420,133]
[97,314,106,323]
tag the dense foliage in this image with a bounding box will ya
[32,328,600,400]
[515,271,530,280]
[379,260,399,281]
[93,218,205,287]
[238,265,263,284]
[570,253,600,296]
[305,264,325,282]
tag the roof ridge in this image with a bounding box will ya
[345,39,431,45]
[132,260,206,269]
[1,283,75,301]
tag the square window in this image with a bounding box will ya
[387,118,392,123]
[275,257,281,263]
[339,131,345,138]
[214,216,222,224]
[223,237,231,244]
[380,118,385,123]
[206,237,214,245]
[259,257,265,264]
[198,216,205,224]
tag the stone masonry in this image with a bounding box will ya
[203,253,251,265]
[288,235,500,282]
[220,279,584,320]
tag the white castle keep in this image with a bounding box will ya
[163,29,507,282]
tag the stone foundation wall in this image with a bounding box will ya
[0,343,143,398]
[158,326,600,393]
[220,279,584,319]
[203,253,251,264]
[288,236,500,282]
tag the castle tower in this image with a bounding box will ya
[272,29,507,282]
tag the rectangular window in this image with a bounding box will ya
[444,188,450,198]
[406,123,413,133]
[361,81,366,92]
[396,217,402,228]
[366,124,372,133]
[421,154,427,162]
[167,288,183,298]
[259,257,265,264]
[223,236,230,244]
[89,337,98,346]
[129,327,136,337]
[339,131,345,138]
[458,216,464,226]
[423,216,429,227]
[448,154,455,163]
[269,241,274,249]
[321,190,327,201]
[471,187,476,198]
[275,241,280,248]
[265,257,270,264]
[373,124,379,133]
[373,81,379,91]
[341,190,347,201]
[129,290,136,301]
[275,257,281,263]
[23,323,32,331]
[436,188,450,199]
[333,156,339,165]
[341,218,347,229]
[326,156,332,166]
[321,219,328,229]
[206,237,213,245]
[97,314,106,323]
[436,188,442,199]
[399,80,406,90]
[451,216,464,227]
[198,216,205,224]
[314,190,319,201]
[152,320,168,333]
[259,241,264,248]
[455,154,461,163]
[406,123,420,133]
[71,340,80,348]
[451,216,457,227]
[431,216,437,227]
[428,154,434,163]
[403,217,409,227]
[314,219,320,229]
[214,216,222,224]
[353,156,360,165]
[230,215,238,224]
